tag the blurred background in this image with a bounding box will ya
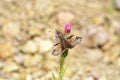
[0,0,120,80]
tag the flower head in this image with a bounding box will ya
[64,24,72,33]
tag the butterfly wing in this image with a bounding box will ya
[52,42,62,56]
[52,30,64,56]
[64,34,82,48]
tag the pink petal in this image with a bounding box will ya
[64,24,72,33]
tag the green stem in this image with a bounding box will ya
[59,49,68,80]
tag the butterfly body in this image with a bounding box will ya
[52,30,82,56]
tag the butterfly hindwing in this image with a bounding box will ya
[52,30,64,56]
[52,42,62,56]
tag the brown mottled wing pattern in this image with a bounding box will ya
[64,34,82,48]
[52,30,64,56]
[52,30,82,56]
[52,42,62,56]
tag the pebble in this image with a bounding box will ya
[94,27,109,46]
[116,58,120,67]
[39,39,53,53]
[110,20,120,35]
[26,74,32,80]
[23,54,32,67]
[14,53,24,64]
[23,53,42,67]
[84,76,95,80]
[85,49,103,62]
[34,37,53,53]
[30,54,42,66]
[102,36,118,51]
[81,25,109,47]
[56,11,75,24]
[11,72,21,79]
[2,21,20,38]
[99,76,107,80]
[71,75,81,80]
[109,45,120,61]
[115,0,120,9]
[113,23,120,35]
[92,16,104,25]
[32,71,43,79]
[0,61,4,69]
[0,41,15,60]
[21,40,38,54]
[28,26,42,36]
[3,62,19,72]
[20,72,27,80]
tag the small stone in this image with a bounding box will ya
[102,36,118,51]
[85,49,103,62]
[3,62,19,72]
[34,37,53,53]
[28,26,42,36]
[104,45,120,62]
[95,27,109,46]
[21,40,38,54]
[109,45,120,61]
[0,61,4,69]
[116,58,120,67]
[115,0,120,9]
[30,54,42,66]
[11,73,21,79]
[99,76,107,80]
[81,25,109,47]
[92,16,104,25]
[26,67,37,73]
[71,75,80,80]
[2,21,20,38]
[84,76,94,80]
[110,20,120,36]
[0,42,15,60]
[113,23,120,35]
[20,72,27,80]
[23,53,42,67]
[32,71,43,79]
[14,53,24,64]
[39,39,53,53]
[26,74,32,80]
[56,11,75,24]
[23,54,32,67]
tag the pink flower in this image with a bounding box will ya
[64,24,72,33]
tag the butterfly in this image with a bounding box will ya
[52,29,82,56]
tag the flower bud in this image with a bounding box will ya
[64,24,72,33]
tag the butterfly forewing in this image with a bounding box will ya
[64,34,82,48]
